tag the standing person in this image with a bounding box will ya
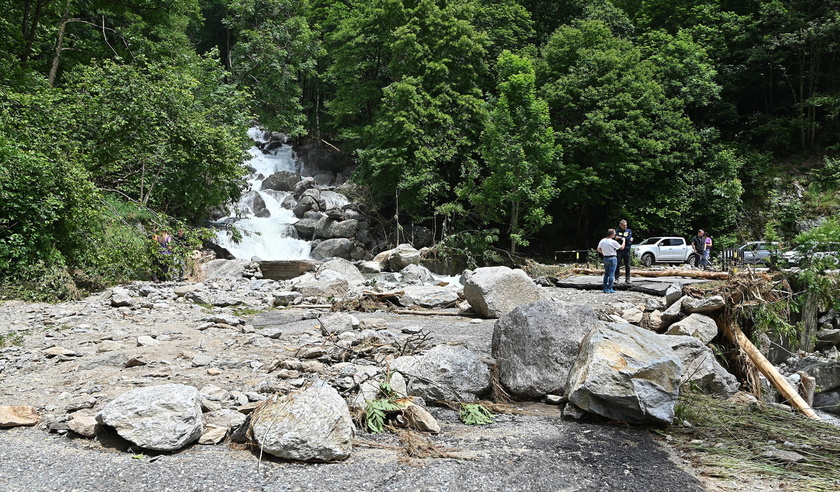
[704,233,712,267]
[615,219,634,283]
[152,230,173,281]
[691,229,707,268]
[597,228,625,293]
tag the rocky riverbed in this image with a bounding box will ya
[5,253,838,492]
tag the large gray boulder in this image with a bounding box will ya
[316,258,365,285]
[665,313,719,344]
[249,384,353,461]
[294,278,349,298]
[683,295,725,314]
[239,191,269,217]
[96,384,203,451]
[387,244,422,271]
[566,323,682,424]
[314,217,359,239]
[463,266,544,318]
[310,238,353,260]
[666,335,739,396]
[400,264,436,285]
[401,345,490,402]
[398,285,459,309]
[492,300,599,398]
[261,171,301,192]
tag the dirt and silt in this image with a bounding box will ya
[0,277,833,492]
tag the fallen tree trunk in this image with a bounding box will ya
[571,268,731,280]
[722,322,819,420]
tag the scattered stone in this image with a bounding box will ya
[463,266,545,318]
[402,345,490,402]
[96,384,203,451]
[666,336,739,396]
[683,296,725,314]
[67,414,98,438]
[665,313,719,344]
[43,346,77,357]
[319,312,355,336]
[137,336,160,347]
[198,426,228,445]
[0,406,39,427]
[249,384,354,461]
[403,402,440,433]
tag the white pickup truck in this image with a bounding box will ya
[631,237,700,267]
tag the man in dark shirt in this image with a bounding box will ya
[615,219,634,283]
[691,229,707,268]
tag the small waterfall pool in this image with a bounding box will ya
[213,128,312,260]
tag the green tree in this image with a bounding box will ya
[224,0,320,134]
[328,0,489,223]
[60,54,252,222]
[474,51,561,252]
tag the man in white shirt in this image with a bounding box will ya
[597,228,625,293]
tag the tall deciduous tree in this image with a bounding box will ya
[329,0,489,223]
[224,0,319,134]
[475,51,561,252]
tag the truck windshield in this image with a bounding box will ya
[638,237,662,245]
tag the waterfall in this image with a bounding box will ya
[213,128,311,260]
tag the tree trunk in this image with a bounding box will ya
[799,292,819,352]
[722,322,819,420]
[48,0,72,87]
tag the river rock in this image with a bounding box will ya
[566,323,682,424]
[493,300,599,398]
[320,312,356,335]
[0,406,39,427]
[398,286,459,309]
[683,295,725,314]
[403,402,441,433]
[310,238,353,260]
[68,414,98,438]
[463,266,544,319]
[377,244,421,271]
[666,335,739,396]
[316,258,365,285]
[660,295,688,326]
[110,287,135,307]
[249,384,353,461]
[665,313,719,344]
[315,217,359,239]
[403,345,490,402]
[294,278,348,298]
[240,190,269,217]
[96,384,203,451]
[400,264,436,284]
[293,194,320,217]
[261,171,301,192]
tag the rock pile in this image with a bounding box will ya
[2,258,805,463]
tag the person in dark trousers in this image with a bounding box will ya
[691,229,708,268]
[615,219,634,283]
[597,228,625,293]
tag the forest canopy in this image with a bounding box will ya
[1,0,839,297]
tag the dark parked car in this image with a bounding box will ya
[721,241,783,265]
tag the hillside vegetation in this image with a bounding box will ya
[1,0,839,299]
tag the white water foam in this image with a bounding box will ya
[214,128,311,260]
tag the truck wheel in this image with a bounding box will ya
[642,253,654,267]
[688,254,699,267]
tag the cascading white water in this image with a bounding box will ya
[213,128,311,260]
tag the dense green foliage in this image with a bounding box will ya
[2,0,840,298]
